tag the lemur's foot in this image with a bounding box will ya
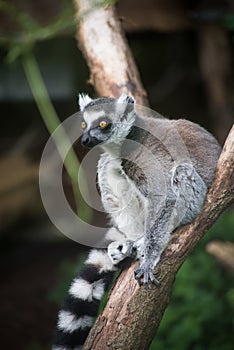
[108,240,135,265]
[134,263,161,290]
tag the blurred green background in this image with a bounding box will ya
[0,1,233,349]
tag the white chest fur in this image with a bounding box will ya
[97,153,147,241]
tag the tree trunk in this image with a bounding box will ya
[73,0,148,105]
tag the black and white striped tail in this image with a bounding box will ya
[52,249,116,350]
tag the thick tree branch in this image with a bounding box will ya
[73,0,148,105]
[73,2,234,349]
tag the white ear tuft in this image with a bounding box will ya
[78,93,93,111]
[117,92,128,104]
[117,93,135,105]
[116,93,135,115]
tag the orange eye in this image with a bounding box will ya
[81,121,86,129]
[99,121,108,129]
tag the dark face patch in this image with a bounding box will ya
[81,132,103,148]
[80,117,114,148]
[89,117,112,131]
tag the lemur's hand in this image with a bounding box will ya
[107,240,136,265]
[134,261,160,290]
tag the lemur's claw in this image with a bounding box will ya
[134,266,160,289]
[134,268,143,286]
[144,281,151,290]
[150,273,161,287]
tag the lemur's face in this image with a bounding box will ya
[80,102,116,148]
[79,93,135,149]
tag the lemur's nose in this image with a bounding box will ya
[81,132,100,148]
[81,133,91,147]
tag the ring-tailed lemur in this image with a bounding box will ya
[52,93,221,350]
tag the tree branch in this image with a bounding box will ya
[73,0,148,105]
[73,1,234,349]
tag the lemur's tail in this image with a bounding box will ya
[52,249,116,350]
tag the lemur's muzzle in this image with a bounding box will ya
[81,132,102,148]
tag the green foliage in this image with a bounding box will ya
[1,1,92,220]
[0,0,77,63]
[0,0,117,63]
[223,14,234,30]
[150,210,234,350]
[22,53,92,221]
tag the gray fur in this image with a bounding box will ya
[79,93,221,288]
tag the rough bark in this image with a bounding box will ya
[73,0,148,105]
[83,125,234,350]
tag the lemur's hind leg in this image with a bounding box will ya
[170,163,207,226]
[135,163,207,288]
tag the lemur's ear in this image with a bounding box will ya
[116,93,135,115]
[78,93,93,111]
[117,92,135,105]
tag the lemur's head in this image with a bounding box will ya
[79,93,135,148]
